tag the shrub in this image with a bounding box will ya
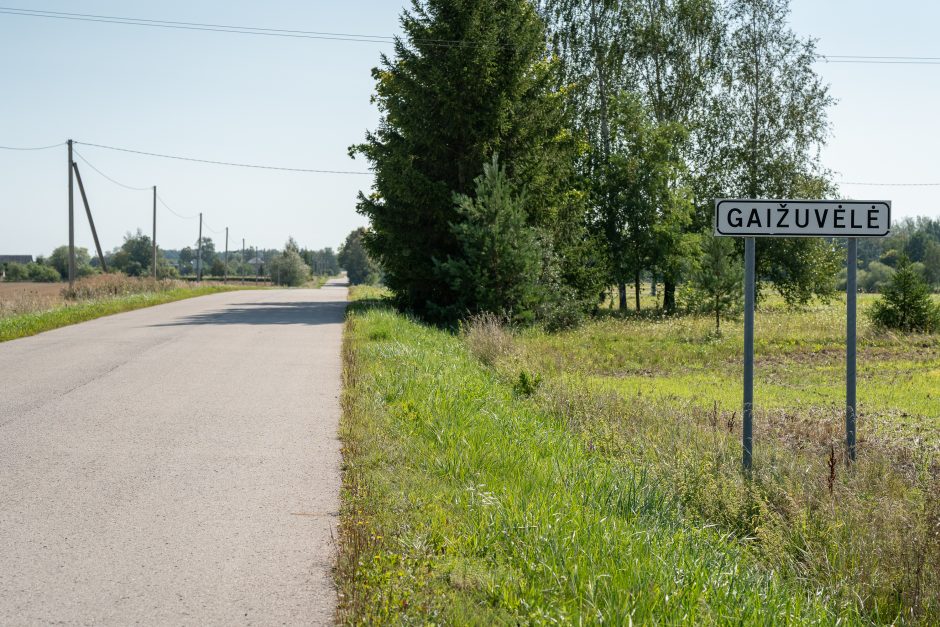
[3,262,28,281]
[27,263,61,282]
[869,258,940,332]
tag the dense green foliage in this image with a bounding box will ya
[434,157,544,323]
[869,258,940,332]
[538,0,840,311]
[48,246,95,279]
[338,228,379,286]
[353,0,600,324]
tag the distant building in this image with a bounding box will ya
[0,255,33,265]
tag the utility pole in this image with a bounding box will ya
[71,161,107,272]
[152,186,158,279]
[224,227,229,283]
[242,238,246,281]
[197,212,203,281]
[67,139,75,288]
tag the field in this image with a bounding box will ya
[0,282,66,317]
[338,288,940,624]
[0,276,257,342]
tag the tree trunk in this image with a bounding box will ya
[634,269,642,312]
[663,280,677,314]
[618,282,627,310]
[715,296,720,333]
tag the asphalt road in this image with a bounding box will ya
[0,279,347,625]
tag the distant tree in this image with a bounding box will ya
[178,247,195,276]
[338,228,379,286]
[869,257,940,332]
[110,230,158,277]
[434,156,542,323]
[303,248,341,276]
[684,235,743,333]
[210,258,227,278]
[26,262,60,282]
[922,240,940,287]
[268,243,311,287]
[860,261,895,293]
[48,246,94,279]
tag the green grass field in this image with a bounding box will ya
[519,294,940,450]
[338,288,940,624]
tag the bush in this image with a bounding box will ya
[27,263,61,282]
[869,258,940,332]
[268,248,310,287]
[3,262,28,281]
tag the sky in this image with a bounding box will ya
[1,1,939,257]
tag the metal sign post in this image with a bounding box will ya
[715,199,891,469]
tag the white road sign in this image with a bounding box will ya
[714,199,891,237]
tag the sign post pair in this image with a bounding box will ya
[715,199,891,470]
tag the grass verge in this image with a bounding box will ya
[0,285,244,343]
[337,297,866,623]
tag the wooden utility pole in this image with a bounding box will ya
[197,213,203,281]
[71,161,108,272]
[67,139,75,288]
[152,186,158,279]
[224,227,229,283]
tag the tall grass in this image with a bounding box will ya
[338,305,866,624]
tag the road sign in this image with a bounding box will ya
[713,198,891,470]
[715,199,891,238]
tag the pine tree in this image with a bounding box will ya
[688,235,743,333]
[435,156,542,323]
[869,257,940,332]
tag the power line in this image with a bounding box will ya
[839,180,940,187]
[156,194,199,220]
[0,142,63,151]
[0,6,516,49]
[73,149,152,191]
[74,141,371,175]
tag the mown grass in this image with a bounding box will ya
[0,285,246,343]
[337,293,891,624]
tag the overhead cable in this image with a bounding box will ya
[74,141,371,175]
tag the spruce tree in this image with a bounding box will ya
[352,0,598,323]
[869,258,940,333]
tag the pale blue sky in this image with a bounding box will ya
[1,1,938,257]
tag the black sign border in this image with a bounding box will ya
[714,199,892,238]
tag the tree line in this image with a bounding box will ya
[1,230,347,287]
[352,0,848,327]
